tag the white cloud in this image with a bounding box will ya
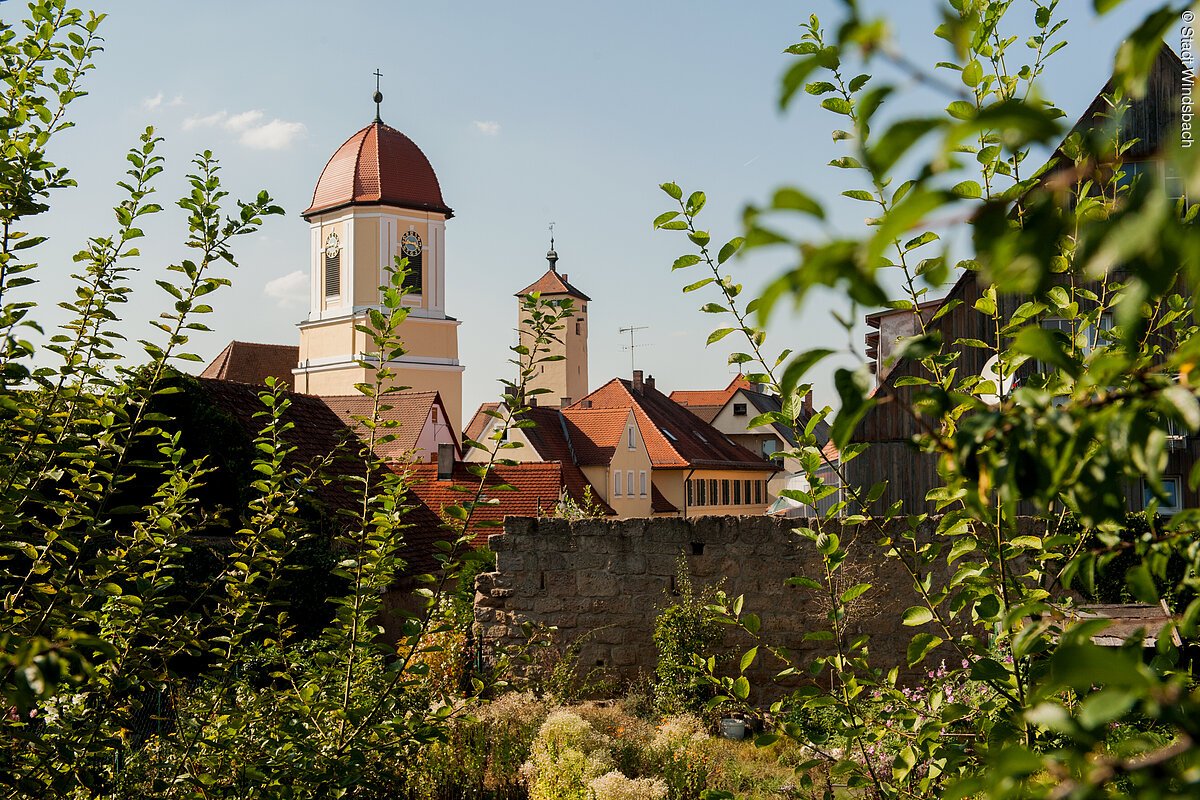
[142,92,164,110]
[263,270,308,308]
[183,110,228,130]
[239,118,306,150]
[169,94,185,107]
[224,109,264,132]
[182,108,307,150]
[472,120,501,136]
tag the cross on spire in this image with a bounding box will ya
[372,69,384,122]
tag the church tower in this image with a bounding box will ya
[515,236,590,406]
[293,90,464,431]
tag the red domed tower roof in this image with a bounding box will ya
[303,121,452,219]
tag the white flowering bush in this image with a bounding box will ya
[589,770,668,800]
[523,710,615,800]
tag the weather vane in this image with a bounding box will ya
[373,68,384,122]
[546,222,558,271]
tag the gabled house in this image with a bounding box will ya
[847,43,1195,516]
[467,371,779,518]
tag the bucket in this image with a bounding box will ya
[719,717,746,740]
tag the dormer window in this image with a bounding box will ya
[733,403,747,417]
[324,233,341,298]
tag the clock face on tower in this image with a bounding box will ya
[324,233,340,259]
[400,231,423,257]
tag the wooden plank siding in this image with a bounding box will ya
[844,43,1195,517]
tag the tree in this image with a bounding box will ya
[657,1,1200,797]
[0,2,577,796]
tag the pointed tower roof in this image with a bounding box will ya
[515,236,591,300]
[303,120,452,219]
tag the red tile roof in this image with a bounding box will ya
[303,121,452,218]
[194,378,451,574]
[319,391,451,461]
[667,376,748,412]
[575,378,776,472]
[403,461,611,547]
[201,341,298,389]
[559,408,629,465]
[464,402,501,443]
[460,404,614,518]
[650,484,678,514]
[515,268,591,301]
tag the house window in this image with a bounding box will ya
[324,233,341,298]
[762,439,779,459]
[628,427,636,449]
[687,480,694,507]
[639,471,647,496]
[576,320,583,335]
[744,480,752,504]
[733,480,741,505]
[627,471,634,497]
[432,407,439,424]
[709,480,718,505]
[754,481,763,504]
[614,470,622,496]
[696,479,706,506]
[1142,476,1182,515]
[721,480,730,505]
[733,403,747,417]
[1167,416,1187,449]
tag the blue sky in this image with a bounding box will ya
[23,0,1159,416]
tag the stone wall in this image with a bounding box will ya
[474,515,990,700]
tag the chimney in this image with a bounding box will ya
[632,369,644,393]
[560,396,572,408]
[529,396,538,407]
[437,442,455,481]
[803,392,814,415]
[645,375,655,392]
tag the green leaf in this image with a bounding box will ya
[780,348,834,397]
[732,676,750,700]
[902,606,933,626]
[906,633,943,666]
[1162,384,1200,432]
[952,180,983,199]
[653,211,680,228]
[840,583,872,603]
[869,118,942,175]
[962,60,983,87]
[661,182,683,200]
[1013,325,1080,379]
[740,646,758,673]
[707,328,736,345]
[771,187,824,218]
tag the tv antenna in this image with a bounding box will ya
[619,325,650,375]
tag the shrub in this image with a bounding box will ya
[523,710,615,800]
[589,770,669,800]
[652,562,723,715]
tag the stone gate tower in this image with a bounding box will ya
[515,238,590,407]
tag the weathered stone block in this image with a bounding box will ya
[577,569,619,597]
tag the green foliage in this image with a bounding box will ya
[0,3,580,796]
[652,561,723,716]
[657,1,1200,797]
